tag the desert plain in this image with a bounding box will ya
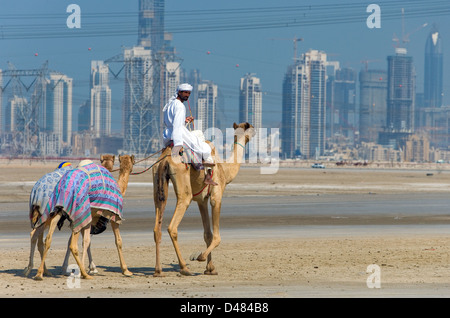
[1,159,450,300]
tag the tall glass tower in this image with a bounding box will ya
[386,48,415,133]
[359,70,387,143]
[424,26,443,108]
[282,50,327,159]
[138,0,164,52]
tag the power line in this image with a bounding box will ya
[0,1,449,40]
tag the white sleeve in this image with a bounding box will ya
[172,101,186,147]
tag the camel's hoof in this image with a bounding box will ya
[180,269,193,276]
[189,251,205,262]
[153,272,165,278]
[122,270,133,277]
[83,275,94,280]
[204,270,218,275]
[23,268,31,277]
[89,268,99,275]
[33,275,43,281]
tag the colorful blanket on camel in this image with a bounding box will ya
[29,166,73,229]
[42,163,123,233]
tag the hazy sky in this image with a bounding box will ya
[1,0,449,131]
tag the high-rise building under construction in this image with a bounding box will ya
[378,47,415,149]
[386,48,415,133]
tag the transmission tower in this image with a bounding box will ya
[104,45,182,156]
[105,49,162,156]
[0,61,49,156]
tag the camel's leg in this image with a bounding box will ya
[69,229,92,279]
[33,214,62,280]
[196,200,217,275]
[80,226,98,274]
[61,233,72,275]
[167,197,192,276]
[111,221,133,276]
[194,197,222,267]
[36,226,52,276]
[24,228,39,276]
[153,170,169,277]
[87,238,97,274]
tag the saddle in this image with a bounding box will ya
[166,141,205,171]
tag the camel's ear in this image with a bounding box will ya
[131,155,135,164]
[119,155,122,163]
[112,155,115,163]
[233,122,238,129]
[100,154,105,163]
[244,122,250,130]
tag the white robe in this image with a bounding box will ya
[163,98,213,163]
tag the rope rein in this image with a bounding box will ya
[109,148,164,173]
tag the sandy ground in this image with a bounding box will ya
[2,161,450,300]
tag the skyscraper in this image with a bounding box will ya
[379,48,415,148]
[197,81,218,132]
[359,70,387,143]
[330,67,357,140]
[282,50,327,159]
[164,61,181,104]
[424,26,443,108]
[90,61,111,137]
[386,48,415,133]
[138,0,164,52]
[239,73,262,130]
[5,96,27,132]
[123,46,156,154]
[240,73,262,157]
[42,73,72,146]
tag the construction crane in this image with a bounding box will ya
[270,36,303,60]
[392,8,428,49]
[361,59,381,71]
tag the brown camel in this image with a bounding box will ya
[100,154,115,172]
[25,156,117,277]
[152,122,255,276]
[32,156,134,280]
[117,154,135,196]
[60,154,134,275]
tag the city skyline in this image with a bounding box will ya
[1,0,449,133]
[1,0,450,160]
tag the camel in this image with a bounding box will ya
[152,122,255,276]
[100,154,115,172]
[116,154,135,196]
[24,155,117,277]
[60,154,134,275]
[32,158,133,280]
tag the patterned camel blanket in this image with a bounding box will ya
[29,166,73,229]
[41,163,123,233]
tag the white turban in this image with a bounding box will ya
[177,83,193,92]
[163,83,193,111]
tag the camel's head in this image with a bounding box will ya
[119,154,135,172]
[100,154,115,172]
[233,122,255,145]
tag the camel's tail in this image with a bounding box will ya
[155,156,170,202]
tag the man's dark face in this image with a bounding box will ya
[178,90,191,101]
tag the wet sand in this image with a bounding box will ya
[1,161,450,299]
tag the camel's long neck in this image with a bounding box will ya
[225,137,246,183]
[118,170,131,195]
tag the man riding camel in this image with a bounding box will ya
[162,83,218,186]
